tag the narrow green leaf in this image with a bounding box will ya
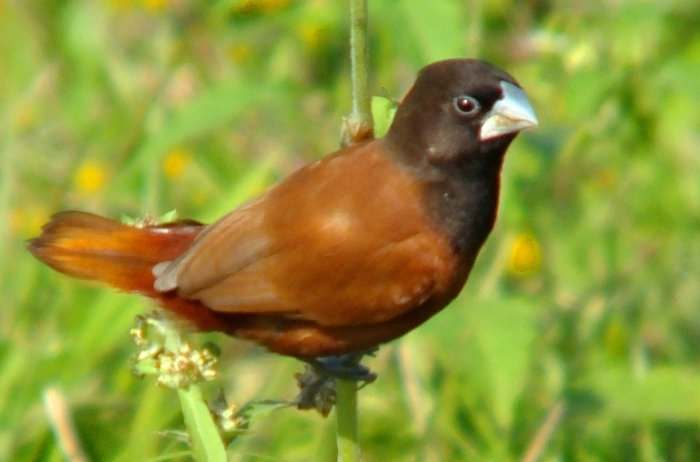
[159,209,179,223]
[234,399,290,430]
[178,386,228,462]
[371,96,397,138]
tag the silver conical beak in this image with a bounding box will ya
[479,81,538,141]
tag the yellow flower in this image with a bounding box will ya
[74,161,107,194]
[162,148,191,180]
[507,233,542,276]
[142,0,167,12]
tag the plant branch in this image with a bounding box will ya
[334,1,373,460]
[161,321,228,462]
[131,313,226,462]
[335,379,360,462]
[343,0,373,145]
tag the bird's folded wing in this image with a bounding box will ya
[152,198,272,294]
[189,231,452,326]
[153,142,455,327]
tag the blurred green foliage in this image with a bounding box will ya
[1,0,700,460]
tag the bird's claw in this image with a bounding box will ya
[310,353,377,383]
[294,350,377,416]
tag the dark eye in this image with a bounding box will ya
[453,95,480,116]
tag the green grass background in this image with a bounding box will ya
[2,0,700,460]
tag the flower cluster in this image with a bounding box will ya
[130,313,218,389]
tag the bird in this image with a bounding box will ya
[29,59,538,363]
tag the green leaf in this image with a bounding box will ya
[178,386,228,462]
[371,96,397,138]
[158,209,179,223]
[234,399,290,431]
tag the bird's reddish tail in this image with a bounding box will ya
[28,211,231,331]
[28,211,202,293]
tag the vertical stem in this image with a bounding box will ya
[161,321,227,462]
[334,1,372,461]
[336,379,359,462]
[345,0,373,144]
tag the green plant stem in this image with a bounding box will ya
[346,0,373,143]
[336,379,359,462]
[334,1,373,461]
[163,325,227,462]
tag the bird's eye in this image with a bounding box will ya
[453,95,480,116]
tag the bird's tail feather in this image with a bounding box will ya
[28,211,202,293]
[27,211,230,331]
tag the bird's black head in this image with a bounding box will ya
[385,59,537,176]
[384,59,538,256]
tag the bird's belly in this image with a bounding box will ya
[225,270,469,358]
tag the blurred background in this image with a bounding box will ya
[2,0,700,460]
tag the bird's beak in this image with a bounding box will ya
[479,81,538,141]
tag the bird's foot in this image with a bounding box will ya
[294,349,377,416]
[309,350,378,383]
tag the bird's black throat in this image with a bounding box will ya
[428,141,510,258]
[387,136,513,259]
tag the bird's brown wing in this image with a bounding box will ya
[154,141,456,327]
